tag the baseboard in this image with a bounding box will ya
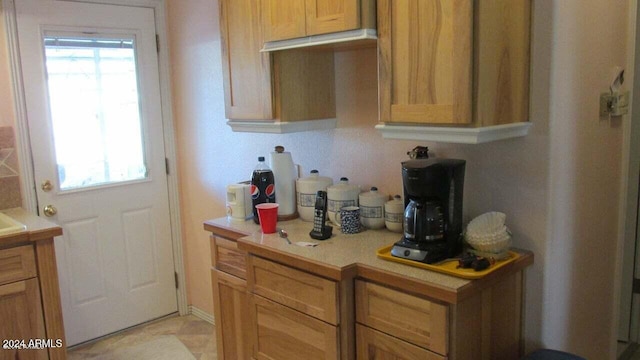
[618,341,639,360]
[189,305,215,325]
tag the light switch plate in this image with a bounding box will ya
[600,91,630,117]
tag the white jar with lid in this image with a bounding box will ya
[327,177,360,227]
[359,187,387,229]
[296,170,333,222]
[384,195,404,233]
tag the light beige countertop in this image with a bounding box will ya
[204,217,533,303]
[0,207,63,246]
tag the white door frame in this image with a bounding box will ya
[614,0,640,354]
[1,0,188,316]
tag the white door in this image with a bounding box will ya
[15,0,178,346]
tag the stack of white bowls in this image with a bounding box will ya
[464,212,511,255]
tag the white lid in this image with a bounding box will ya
[386,194,403,205]
[328,177,359,192]
[298,170,332,184]
[359,187,387,201]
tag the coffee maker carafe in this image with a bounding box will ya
[391,158,465,264]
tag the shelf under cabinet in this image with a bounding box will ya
[375,122,533,144]
[226,118,337,134]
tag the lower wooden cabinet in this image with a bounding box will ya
[249,294,339,360]
[355,280,448,355]
[356,324,444,360]
[211,269,250,360]
[205,219,531,360]
[247,255,338,324]
[0,238,65,360]
[0,278,47,360]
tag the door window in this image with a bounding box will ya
[44,34,147,191]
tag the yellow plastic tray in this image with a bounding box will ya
[376,245,520,279]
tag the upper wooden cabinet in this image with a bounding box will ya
[219,0,273,120]
[219,0,336,127]
[261,0,376,43]
[377,0,531,129]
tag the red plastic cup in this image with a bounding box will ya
[256,203,279,234]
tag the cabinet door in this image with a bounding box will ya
[261,0,306,42]
[219,0,274,119]
[250,295,339,360]
[378,0,473,124]
[211,270,250,360]
[356,324,445,360]
[0,279,47,360]
[305,0,360,36]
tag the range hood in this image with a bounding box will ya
[261,29,377,52]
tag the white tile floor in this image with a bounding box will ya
[67,315,217,360]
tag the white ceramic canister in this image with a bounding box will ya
[359,187,387,229]
[384,195,404,233]
[296,170,333,222]
[327,177,360,227]
[269,145,298,220]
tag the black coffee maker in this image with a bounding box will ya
[391,158,466,264]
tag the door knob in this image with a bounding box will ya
[41,180,53,192]
[43,205,57,217]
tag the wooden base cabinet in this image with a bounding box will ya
[356,274,524,360]
[0,278,47,360]
[250,295,339,360]
[356,324,444,360]
[0,237,65,360]
[211,235,251,359]
[246,255,351,360]
[211,270,250,360]
[204,219,532,360]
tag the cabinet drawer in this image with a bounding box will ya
[356,324,445,360]
[248,255,338,325]
[250,294,339,360]
[355,280,448,355]
[212,237,247,279]
[0,245,37,286]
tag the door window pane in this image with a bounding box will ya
[44,35,147,191]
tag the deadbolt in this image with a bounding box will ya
[41,180,53,192]
[43,205,57,217]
